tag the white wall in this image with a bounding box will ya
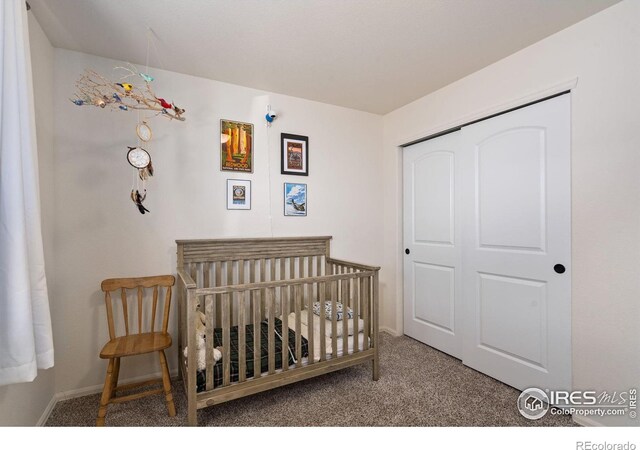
[51,49,383,393]
[0,13,56,427]
[382,0,640,426]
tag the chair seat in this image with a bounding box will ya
[100,332,172,359]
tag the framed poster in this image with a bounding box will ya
[284,182,307,216]
[221,119,253,172]
[226,179,251,210]
[281,133,308,176]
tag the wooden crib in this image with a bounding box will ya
[176,236,380,426]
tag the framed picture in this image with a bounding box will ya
[226,179,251,210]
[284,182,307,216]
[221,119,253,173]
[281,133,309,176]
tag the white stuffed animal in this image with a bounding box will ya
[184,310,222,371]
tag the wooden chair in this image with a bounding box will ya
[96,275,177,426]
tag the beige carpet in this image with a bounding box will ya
[45,333,575,426]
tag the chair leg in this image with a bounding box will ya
[96,358,115,426]
[110,357,121,399]
[158,350,176,417]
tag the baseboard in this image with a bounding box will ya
[572,415,605,427]
[380,326,400,337]
[36,369,180,426]
[54,369,180,401]
[36,393,59,427]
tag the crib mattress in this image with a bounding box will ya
[196,317,308,392]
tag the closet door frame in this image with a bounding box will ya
[399,89,573,393]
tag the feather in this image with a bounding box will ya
[131,189,150,214]
[139,72,155,83]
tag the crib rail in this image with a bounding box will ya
[176,237,379,426]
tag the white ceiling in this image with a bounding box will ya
[29,0,619,114]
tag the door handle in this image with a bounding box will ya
[554,264,566,274]
[405,248,410,255]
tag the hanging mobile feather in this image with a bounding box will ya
[131,189,150,214]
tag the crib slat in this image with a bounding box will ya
[121,288,129,336]
[249,260,255,328]
[222,293,231,387]
[151,286,158,333]
[314,255,320,300]
[331,266,337,301]
[342,278,348,356]
[298,257,305,287]
[260,258,266,321]
[294,284,302,368]
[267,287,275,374]
[215,262,222,328]
[308,256,315,311]
[276,258,286,320]
[353,274,359,353]
[363,276,370,351]
[253,260,261,379]
[319,282,326,361]
[270,258,278,319]
[282,283,290,371]
[331,281,338,358]
[307,282,314,364]
[289,258,295,365]
[238,291,247,382]
[203,262,211,288]
[205,294,214,391]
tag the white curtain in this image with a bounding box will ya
[0,0,54,385]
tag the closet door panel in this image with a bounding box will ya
[403,132,462,359]
[461,94,571,393]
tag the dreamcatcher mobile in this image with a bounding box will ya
[127,121,154,214]
[70,60,186,214]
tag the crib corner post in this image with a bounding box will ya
[372,270,380,381]
[186,286,198,426]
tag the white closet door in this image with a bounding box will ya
[403,132,463,358]
[460,94,571,392]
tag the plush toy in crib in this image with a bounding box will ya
[183,310,222,371]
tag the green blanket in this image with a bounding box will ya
[196,317,309,392]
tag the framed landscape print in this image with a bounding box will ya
[227,179,251,210]
[281,133,308,176]
[221,119,253,172]
[284,182,307,216]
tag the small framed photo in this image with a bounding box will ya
[226,179,251,210]
[284,182,307,216]
[281,133,309,176]
[221,119,253,173]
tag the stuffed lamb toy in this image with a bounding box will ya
[183,310,222,370]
